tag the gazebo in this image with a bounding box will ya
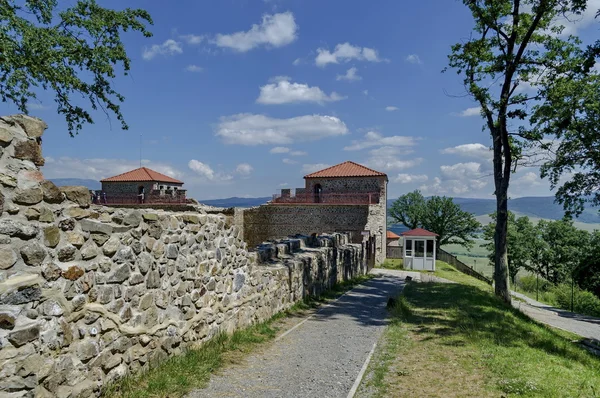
[402,228,438,271]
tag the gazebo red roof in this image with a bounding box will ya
[401,228,438,237]
[387,230,401,239]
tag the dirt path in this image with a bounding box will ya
[187,274,405,398]
[511,291,600,341]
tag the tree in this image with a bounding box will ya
[389,190,426,230]
[389,191,480,248]
[421,196,481,248]
[0,0,153,136]
[576,231,600,298]
[447,0,589,302]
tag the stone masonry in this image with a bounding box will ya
[0,115,367,397]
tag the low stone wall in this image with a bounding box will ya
[0,115,368,397]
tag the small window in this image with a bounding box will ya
[405,239,413,257]
[426,240,434,257]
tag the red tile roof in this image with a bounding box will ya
[100,167,183,184]
[387,231,401,239]
[304,161,387,178]
[401,228,438,237]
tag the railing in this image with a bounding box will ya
[272,192,380,205]
[96,192,188,205]
[437,248,493,285]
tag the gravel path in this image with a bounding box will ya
[511,291,600,340]
[187,274,404,398]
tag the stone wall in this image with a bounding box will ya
[304,176,386,195]
[0,115,368,397]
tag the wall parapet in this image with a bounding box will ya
[0,115,368,397]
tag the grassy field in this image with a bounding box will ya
[361,261,600,397]
[104,275,373,398]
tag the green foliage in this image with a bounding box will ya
[447,0,591,301]
[389,191,481,248]
[0,0,153,136]
[577,231,600,297]
[388,190,426,230]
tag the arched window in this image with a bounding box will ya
[313,184,322,203]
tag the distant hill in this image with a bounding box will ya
[198,197,271,208]
[50,178,100,190]
[387,196,600,224]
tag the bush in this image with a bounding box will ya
[517,275,551,293]
[552,284,600,317]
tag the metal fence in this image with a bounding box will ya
[272,192,380,205]
[97,193,188,205]
[437,248,493,285]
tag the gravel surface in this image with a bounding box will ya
[187,274,404,398]
[511,291,600,340]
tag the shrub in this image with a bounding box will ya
[517,275,551,293]
[552,284,600,317]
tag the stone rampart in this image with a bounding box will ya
[0,115,367,397]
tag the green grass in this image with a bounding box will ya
[104,274,373,398]
[379,258,404,270]
[362,263,600,397]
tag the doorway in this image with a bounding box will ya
[313,184,322,203]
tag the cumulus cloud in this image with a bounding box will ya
[142,39,183,60]
[441,143,492,160]
[42,157,184,181]
[180,34,205,45]
[293,58,302,66]
[290,151,307,156]
[440,162,483,180]
[513,172,543,186]
[270,146,290,154]
[214,12,297,52]
[336,67,362,81]
[344,131,416,151]
[455,107,481,117]
[257,76,346,104]
[185,65,203,72]
[283,158,297,164]
[315,43,383,67]
[405,54,422,64]
[394,174,428,184]
[385,106,398,112]
[188,160,215,180]
[216,113,349,145]
[302,163,331,174]
[419,162,489,196]
[235,163,254,176]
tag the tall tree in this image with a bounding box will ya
[447,0,588,302]
[0,0,153,136]
[421,196,481,248]
[389,190,426,230]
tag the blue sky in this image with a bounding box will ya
[10,0,600,200]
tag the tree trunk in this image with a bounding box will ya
[494,186,512,303]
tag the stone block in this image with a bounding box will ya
[142,213,158,222]
[20,241,46,265]
[108,264,130,283]
[80,241,98,260]
[43,226,61,248]
[14,140,45,166]
[6,114,48,138]
[13,187,43,205]
[123,210,142,227]
[166,244,178,259]
[146,271,160,289]
[66,232,85,248]
[0,246,18,269]
[0,125,14,146]
[25,207,41,220]
[0,286,41,305]
[60,186,91,207]
[38,207,54,223]
[91,233,110,246]
[103,236,120,257]
[40,180,64,203]
[64,207,90,220]
[62,266,84,281]
[57,245,77,262]
[42,262,61,281]
[8,324,40,347]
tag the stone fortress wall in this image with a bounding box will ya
[0,115,367,397]
[241,176,388,265]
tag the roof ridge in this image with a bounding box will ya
[304,160,386,178]
[100,166,145,181]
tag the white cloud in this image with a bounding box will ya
[513,172,543,186]
[293,58,302,66]
[366,156,423,172]
[344,131,417,151]
[142,39,183,60]
[270,146,290,154]
[42,157,184,181]
[290,151,307,156]
[283,158,297,164]
[185,65,203,72]
[257,77,346,104]
[441,143,492,160]
[336,67,362,81]
[188,160,215,180]
[552,0,600,35]
[278,182,289,187]
[418,162,489,196]
[27,102,50,111]
[180,34,205,45]
[440,162,483,180]
[394,174,428,184]
[315,43,383,67]
[302,163,331,174]
[385,106,398,112]
[214,12,297,52]
[363,90,369,96]
[405,54,422,64]
[456,107,482,117]
[235,163,254,176]
[216,113,349,145]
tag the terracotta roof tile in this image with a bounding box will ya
[401,228,439,237]
[387,230,401,239]
[304,161,387,178]
[100,167,183,184]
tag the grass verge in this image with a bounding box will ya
[378,258,404,270]
[362,265,600,397]
[103,274,372,398]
